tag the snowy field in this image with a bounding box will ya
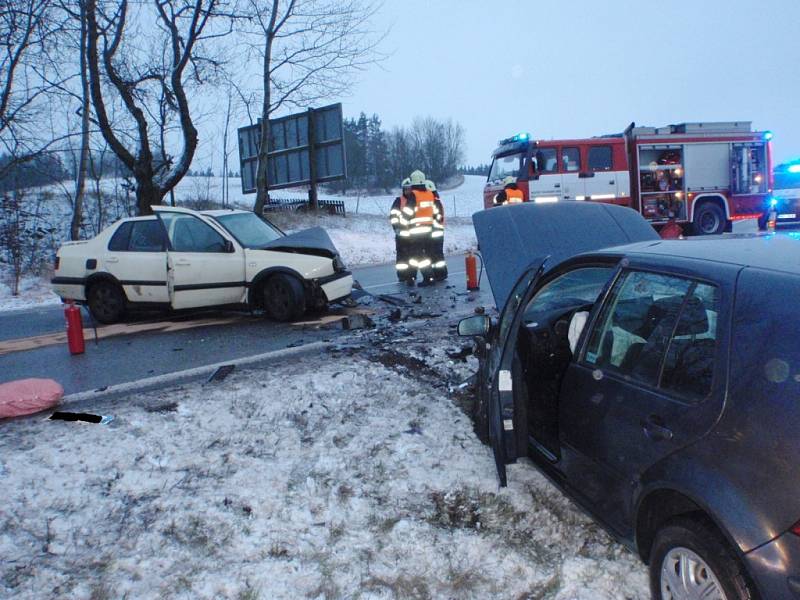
[0,335,648,600]
[0,176,486,312]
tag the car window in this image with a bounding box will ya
[108,221,133,251]
[660,283,719,400]
[128,220,166,252]
[562,147,581,172]
[588,146,613,171]
[523,267,614,321]
[160,213,228,253]
[584,270,692,387]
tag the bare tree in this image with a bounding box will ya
[243,0,383,214]
[0,0,67,176]
[84,0,233,215]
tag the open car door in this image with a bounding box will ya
[487,261,545,486]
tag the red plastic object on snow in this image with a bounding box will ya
[0,378,63,419]
[660,220,683,239]
[64,302,85,355]
[466,251,480,291]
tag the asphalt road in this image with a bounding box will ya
[0,254,493,395]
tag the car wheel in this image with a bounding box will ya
[87,280,126,324]
[650,517,755,600]
[263,274,305,322]
[693,202,726,235]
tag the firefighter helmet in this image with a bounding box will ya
[424,179,437,192]
[503,176,516,186]
[409,170,426,186]
[401,178,411,188]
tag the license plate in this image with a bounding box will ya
[778,213,797,219]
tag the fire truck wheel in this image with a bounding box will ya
[693,202,726,236]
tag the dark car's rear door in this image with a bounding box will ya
[558,257,739,537]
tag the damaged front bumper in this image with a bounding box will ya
[311,270,353,303]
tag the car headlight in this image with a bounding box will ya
[332,255,346,272]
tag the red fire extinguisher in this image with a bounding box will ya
[466,251,480,291]
[65,301,85,355]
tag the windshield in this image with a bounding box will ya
[488,152,525,183]
[214,212,283,248]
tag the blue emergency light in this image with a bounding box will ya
[788,164,800,174]
[763,131,774,141]
[769,197,778,208]
[515,132,529,141]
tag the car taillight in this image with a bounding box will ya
[791,521,800,536]
[54,256,60,270]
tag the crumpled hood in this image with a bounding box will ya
[473,202,659,310]
[260,227,340,257]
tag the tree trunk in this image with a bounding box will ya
[253,9,276,215]
[70,0,91,241]
[135,174,160,215]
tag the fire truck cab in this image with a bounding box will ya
[484,122,773,235]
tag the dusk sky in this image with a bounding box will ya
[341,0,800,167]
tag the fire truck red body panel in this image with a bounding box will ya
[484,122,773,234]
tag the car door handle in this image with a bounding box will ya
[554,183,561,188]
[106,257,119,264]
[609,180,615,185]
[175,259,191,266]
[642,416,673,441]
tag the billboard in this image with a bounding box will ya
[238,103,346,194]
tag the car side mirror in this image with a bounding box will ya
[458,315,491,337]
[224,239,235,253]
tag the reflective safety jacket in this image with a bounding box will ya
[389,196,415,238]
[504,187,524,204]
[494,185,524,206]
[409,189,435,236]
[432,195,445,238]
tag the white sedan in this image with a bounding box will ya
[51,206,353,323]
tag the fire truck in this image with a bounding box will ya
[484,122,774,235]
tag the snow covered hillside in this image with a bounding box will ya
[0,325,648,600]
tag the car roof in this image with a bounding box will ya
[200,209,250,217]
[597,232,800,275]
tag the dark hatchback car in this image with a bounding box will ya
[460,203,800,600]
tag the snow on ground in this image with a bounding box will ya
[0,267,61,312]
[270,212,477,268]
[0,331,649,600]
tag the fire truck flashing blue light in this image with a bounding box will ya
[515,132,529,141]
[788,164,800,174]
[769,197,778,208]
[763,131,774,141]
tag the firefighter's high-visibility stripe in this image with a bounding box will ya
[409,226,432,235]
[399,231,411,237]
[417,259,431,268]
[433,260,447,268]
[401,206,414,216]
[431,230,444,238]
[409,258,419,267]
[390,217,399,224]
[396,263,409,270]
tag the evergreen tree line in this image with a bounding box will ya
[338,113,466,192]
[458,164,490,176]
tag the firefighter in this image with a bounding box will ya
[407,169,435,285]
[389,178,416,284]
[493,176,524,206]
[426,179,448,281]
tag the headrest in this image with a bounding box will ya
[675,295,709,336]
